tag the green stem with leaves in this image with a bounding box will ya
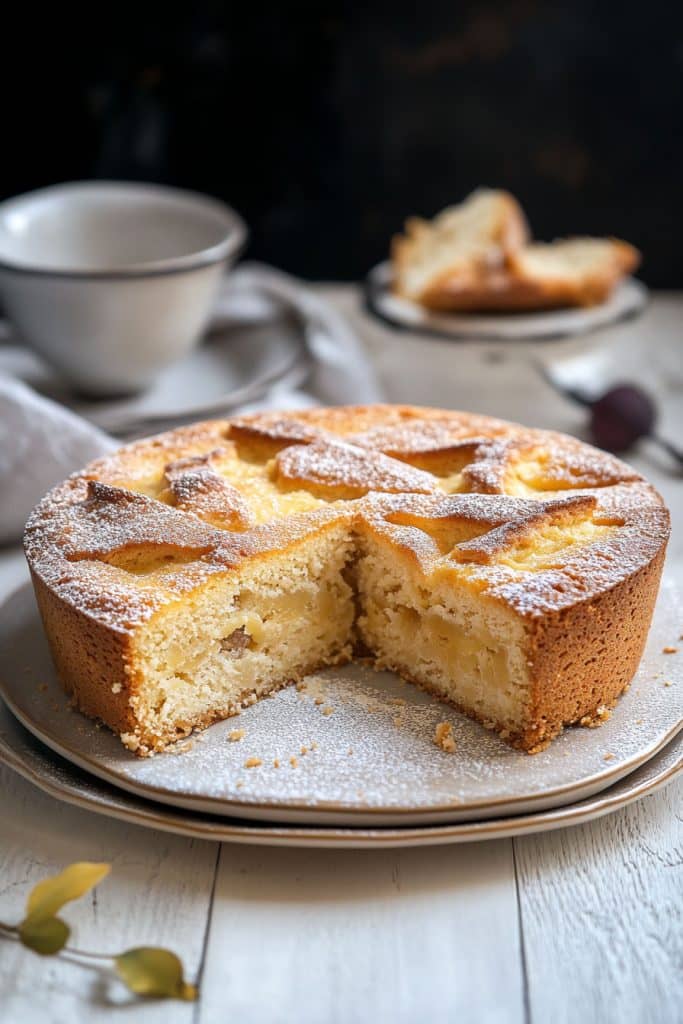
[0,862,197,1000]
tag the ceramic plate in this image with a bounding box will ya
[1,581,681,826]
[0,700,679,849]
[365,262,648,342]
[0,317,309,437]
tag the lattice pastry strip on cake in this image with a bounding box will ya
[225,416,324,458]
[158,450,255,531]
[274,439,439,499]
[378,492,617,569]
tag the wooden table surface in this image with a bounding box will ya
[0,289,681,1023]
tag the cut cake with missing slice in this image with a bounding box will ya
[24,405,669,756]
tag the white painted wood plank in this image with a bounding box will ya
[0,765,218,1023]
[514,778,683,1024]
[199,841,525,1024]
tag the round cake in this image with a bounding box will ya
[24,404,670,756]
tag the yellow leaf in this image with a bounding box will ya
[114,947,198,1000]
[25,862,111,920]
[19,914,70,955]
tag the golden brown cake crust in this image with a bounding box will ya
[24,404,670,753]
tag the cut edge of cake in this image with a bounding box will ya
[29,501,666,757]
[24,405,669,758]
[391,188,529,306]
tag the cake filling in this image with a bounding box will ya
[129,525,356,744]
[355,536,532,736]
[126,521,540,750]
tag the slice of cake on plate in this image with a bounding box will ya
[390,189,640,312]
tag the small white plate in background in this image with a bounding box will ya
[366,261,648,342]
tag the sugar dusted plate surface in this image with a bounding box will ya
[0,698,680,849]
[1,581,681,826]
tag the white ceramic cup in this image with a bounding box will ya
[0,181,247,395]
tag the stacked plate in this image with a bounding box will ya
[0,581,680,849]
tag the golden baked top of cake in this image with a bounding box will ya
[25,404,669,632]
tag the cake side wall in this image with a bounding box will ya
[521,545,667,751]
[29,568,140,740]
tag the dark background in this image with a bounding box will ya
[3,2,682,283]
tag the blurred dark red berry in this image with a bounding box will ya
[589,385,656,453]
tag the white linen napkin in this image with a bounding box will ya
[0,264,381,544]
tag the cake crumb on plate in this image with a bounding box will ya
[434,721,456,753]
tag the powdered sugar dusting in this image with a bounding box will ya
[275,439,439,497]
[24,406,668,631]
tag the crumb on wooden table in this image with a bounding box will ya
[434,721,456,753]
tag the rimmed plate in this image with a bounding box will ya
[1,581,680,826]
[0,700,679,849]
[365,261,648,342]
[0,316,309,437]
